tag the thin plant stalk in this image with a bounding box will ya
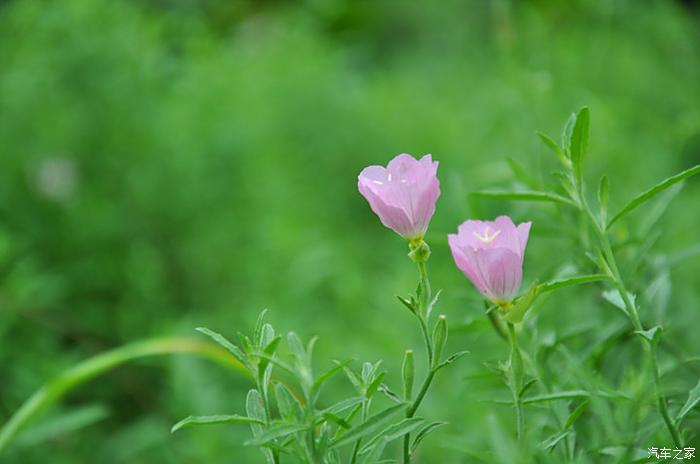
[578,189,683,447]
[507,323,524,442]
[402,252,437,464]
[0,338,244,455]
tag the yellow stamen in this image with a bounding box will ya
[473,227,501,244]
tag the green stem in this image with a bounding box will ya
[403,255,436,464]
[507,323,524,442]
[579,195,683,447]
[0,338,245,455]
[350,400,369,464]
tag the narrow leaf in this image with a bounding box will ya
[435,351,470,371]
[359,417,424,455]
[522,390,590,404]
[598,175,609,223]
[634,325,662,345]
[561,112,576,153]
[171,414,263,433]
[676,380,700,423]
[539,274,609,293]
[321,397,364,417]
[312,360,352,398]
[253,309,269,348]
[330,403,406,449]
[607,164,700,229]
[564,400,589,430]
[366,371,386,399]
[570,106,590,187]
[536,131,569,166]
[506,157,539,189]
[244,423,308,447]
[196,327,248,367]
[378,384,403,404]
[471,190,577,207]
[410,421,447,454]
[358,437,388,464]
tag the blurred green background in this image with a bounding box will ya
[1,0,700,462]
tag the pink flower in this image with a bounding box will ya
[448,216,531,305]
[358,154,440,242]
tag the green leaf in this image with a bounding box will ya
[506,157,539,189]
[536,131,569,167]
[312,360,352,399]
[359,417,425,455]
[244,423,308,447]
[330,403,406,449]
[634,325,662,345]
[397,296,417,315]
[274,383,296,420]
[342,366,364,394]
[358,437,388,464]
[260,323,275,350]
[196,327,248,368]
[471,190,577,207]
[321,397,364,417]
[410,421,447,454]
[519,378,538,398]
[246,389,266,430]
[541,431,570,452]
[601,289,635,317]
[561,112,576,154]
[287,332,307,361]
[321,413,352,429]
[426,289,442,320]
[676,380,700,423]
[564,400,589,430]
[539,274,610,293]
[522,390,590,404]
[598,175,609,223]
[503,282,540,323]
[607,164,700,229]
[171,414,263,433]
[378,384,403,404]
[254,309,269,348]
[365,371,386,399]
[569,106,590,188]
[257,336,282,378]
[435,351,470,371]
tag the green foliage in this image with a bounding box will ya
[1,0,700,462]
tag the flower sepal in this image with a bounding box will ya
[408,240,431,264]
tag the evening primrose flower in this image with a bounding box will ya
[358,154,440,244]
[448,216,531,306]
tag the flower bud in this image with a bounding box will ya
[408,240,431,264]
[432,315,448,368]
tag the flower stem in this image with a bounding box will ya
[403,256,437,464]
[579,196,683,447]
[507,322,524,442]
